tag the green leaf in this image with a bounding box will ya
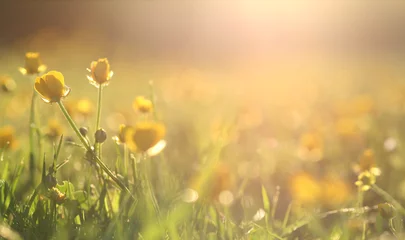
[261,185,270,227]
[56,181,75,197]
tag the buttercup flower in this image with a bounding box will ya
[289,172,322,205]
[355,171,376,191]
[133,96,153,113]
[87,58,113,87]
[113,124,131,145]
[19,52,47,75]
[0,75,16,93]
[0,125,16,149]
[76,98,94,117]
[126,122,166,154]
[353,149,381,176]
[34,71,70,103]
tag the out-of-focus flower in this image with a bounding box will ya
[87,58,113,87]
[0,75,16,93]
[0,125,16,150]
[321,175,351,207]
[355,171,376,191]
[45,119,64,141]
[126,122,166,154]
[297,132,323,162]
[113,124,131,145]
[335,117,359,137]
[19,52,47,75]
[76,98,94,117]
[353,149,381,176]
[133,96,153,114]
[289,172,321,205]
[34,71,70,103]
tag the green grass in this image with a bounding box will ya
[1,55,405,240]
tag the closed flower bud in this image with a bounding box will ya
[19,52,47,75]
[95,128,107,143]
[378,203,395,219]
[79,127,88,137]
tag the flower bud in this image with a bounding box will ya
[79,127,88,137]
[95,128,107,143]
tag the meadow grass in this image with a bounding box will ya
[1,53,405,240]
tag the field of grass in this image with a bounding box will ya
[1,50,405,240]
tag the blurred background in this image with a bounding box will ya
[3,0,405,223]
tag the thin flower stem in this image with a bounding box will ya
[57,101,133,198]
[372,184,405,216]
[96,85,103,131]
[124,144,129,179]
[28,89,37,181]
[95,85,103,157]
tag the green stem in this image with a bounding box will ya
[96,85,103,130]
[29,89,37,181]
[57,101,133,198]
[124,144,129,179]
[95,85,103,158]
[372,184,405,216]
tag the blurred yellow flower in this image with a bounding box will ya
[19,52,47,75]
[0,125,16,150]
[321,176,351,207]
[46,119,64,141]
[353,149,381,176]
[76,98,94,117]
[335,117,359,136]
[126,122,166,153]
[355,171,376,191]
[289,172,321,205]
[0,75,16,93]
[297,132,323,162]
[34,71,70,103]
[113,124,131,144]
[133,96,153,114]
[87,58,113,87]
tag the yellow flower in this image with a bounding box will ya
[0,75,16,93]
[355,171,376,191]
[19,52,47,75]
[126,122,166,153]
[76,98,94,117]
[321,176,351,207]
[0,125,16,150]
[34,71,70,103]
[133,96,153,113]
[113,124,131,144]
[353,149,381,176]
[87,58,113,87]
[46,119,64,141]
[297,132,324,162]
[289,172,321,205]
